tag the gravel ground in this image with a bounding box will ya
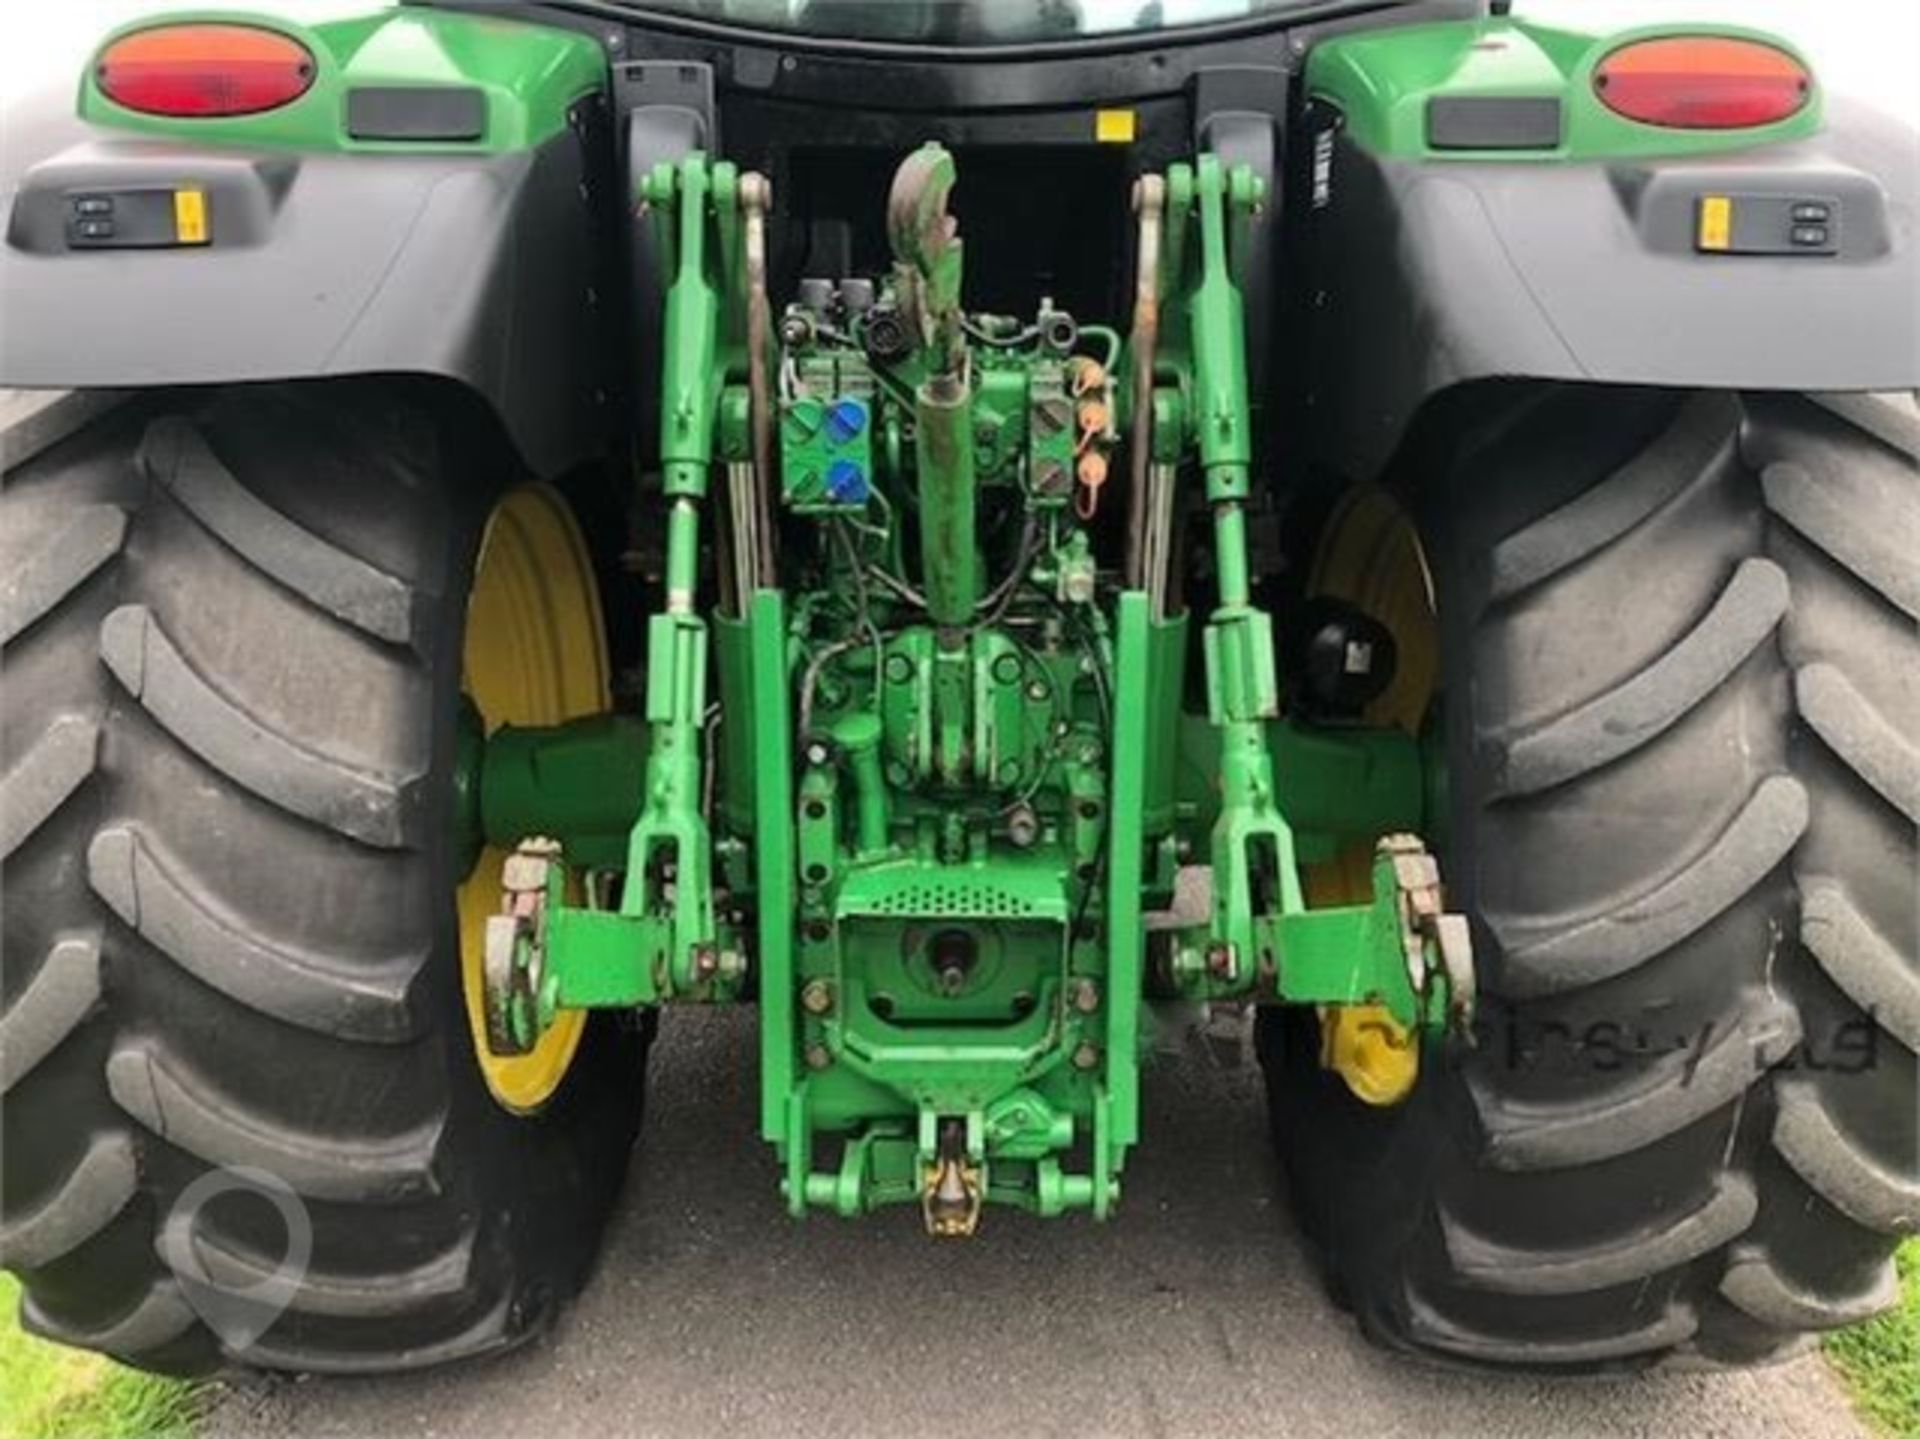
[206,1009,1864,1439]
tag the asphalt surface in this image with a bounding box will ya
[205,1009,1864,1439]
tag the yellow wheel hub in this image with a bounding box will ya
[458,485,610,1114]
[1305,487,1438,1107]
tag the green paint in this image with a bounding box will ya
[1160,153,1300,997]
[833,711,890,857]
[647,155,729,499]
[898,145,980,628]
[750,591,799,1144]
[711,613,759,835]
[1176,715,1427,850]
[1268,852,1446,1031]
[782,393,875,512]
[479,715,648,871]
[471,143,1469,1226]
[1104,594,1152,1151]
[1310,18,1823,161]
[80,7,604,152]
[618,153,736,1002]
[547,906,661,1009]
[914,375,980,626]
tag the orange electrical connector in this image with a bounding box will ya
[1076,399,1110,451]
[1075,450,1110,519]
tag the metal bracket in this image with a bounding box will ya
[1377,833,1476,1039]
[921,1114,985,1238]
[482,837,562,1056]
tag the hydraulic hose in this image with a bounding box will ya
[1125,176,1165,591]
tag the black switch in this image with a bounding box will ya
[1792,225,1830,247]
[1791,202,1831,223]
[63,189,193,249]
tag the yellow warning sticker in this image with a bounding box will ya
[1095,109,1136,144]
[1697,195,1732,252]
[173,188,209,246]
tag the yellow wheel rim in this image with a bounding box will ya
[458,486,610,1114]
[1305,487,1438,1107]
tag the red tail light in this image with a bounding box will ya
[1595,36,1812,130]
[96,24,317,118]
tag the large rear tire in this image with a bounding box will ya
[1263,387,1918,1369]
[1,383,648,1375]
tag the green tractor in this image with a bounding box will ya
[2,0,1913,1378]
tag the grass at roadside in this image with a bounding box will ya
[0,1275,205,1439]
[1825,1239,1920,1438]
[0,1242,1909,1437]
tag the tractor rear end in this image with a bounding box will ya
[1,0,1914,1379]
[472,135,1469,1233]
